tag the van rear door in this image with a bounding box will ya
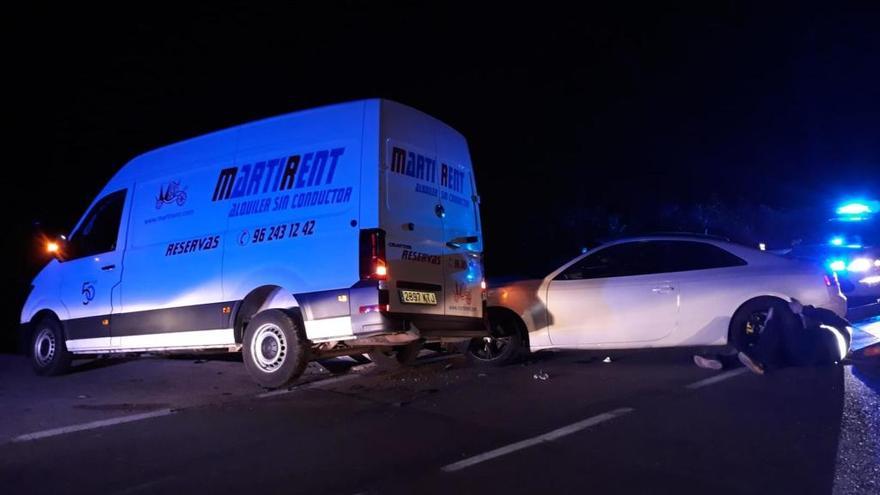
[437,159,483,318]
[382,142,446,316]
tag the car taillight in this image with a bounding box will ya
[359,228,387,281]
[824,272,840,288]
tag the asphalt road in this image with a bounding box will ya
[1,322,878,495]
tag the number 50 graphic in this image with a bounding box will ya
[81,282,96,305]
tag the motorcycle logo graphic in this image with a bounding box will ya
[156,180,188,209]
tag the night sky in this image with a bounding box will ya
[7,3,879,344]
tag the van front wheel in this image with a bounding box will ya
[31,317,72,376]
[243,310,308,389]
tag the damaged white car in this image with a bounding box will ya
[468,235,847,364]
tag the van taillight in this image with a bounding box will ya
[360,228,387,280]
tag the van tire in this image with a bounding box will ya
[466,311,525,367]
[368,340,422,369]
[31,317,72,376]
[243,309,309,389]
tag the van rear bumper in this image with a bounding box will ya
[387,313,487,338]
[352,311,487,339]
[297,283,488,341]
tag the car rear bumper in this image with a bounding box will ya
[826,293,849,319]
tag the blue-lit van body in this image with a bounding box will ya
[22,99,486,384]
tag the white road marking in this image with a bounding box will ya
[441,407,634,473]
[257,373,363,398]
[12,409,175,443]
[685,367,749,390]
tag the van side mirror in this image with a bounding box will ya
[45,236,66,260]
[33,221,68,261]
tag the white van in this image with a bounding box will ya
[22,99,486,388]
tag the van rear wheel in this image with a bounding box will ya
[243,310,308,389]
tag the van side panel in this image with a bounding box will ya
[222,103,367,340]
[117,136,237,346]
[358,99,382,230]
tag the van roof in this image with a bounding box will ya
[102,98,463,192]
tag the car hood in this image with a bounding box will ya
[487,278,545,306]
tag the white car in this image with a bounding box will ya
[469,235,848,364]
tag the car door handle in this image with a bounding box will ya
[101,264,116,271]
[652,285,674,293]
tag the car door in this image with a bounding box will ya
[660,241,749,345]
[58,189,128,350]
[546,241,678,346]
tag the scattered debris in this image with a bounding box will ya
[193,359,207,364]
[444,363,454,370]
[350,363,376,373]
[76,394,89,399]
[603,357,612,363]
[533,371,549,380]
[478,373,487,378]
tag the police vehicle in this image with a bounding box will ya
[22,99,486,388]
[787,201,880,308]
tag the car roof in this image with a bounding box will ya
[600,234,737,246]
[603,232,731,242]
[590,234,789,267]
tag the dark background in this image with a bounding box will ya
[6,2,879,350]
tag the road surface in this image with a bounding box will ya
[1,320,878,495]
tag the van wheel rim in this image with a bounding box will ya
[252,324,287,373]
[33,328,56,367]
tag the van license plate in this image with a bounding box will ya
[399,290,437,305]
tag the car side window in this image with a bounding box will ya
[661,241,747,272]
[556,242,668,280]
[66,190,127,260]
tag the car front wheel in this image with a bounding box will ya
[467,312,525,366]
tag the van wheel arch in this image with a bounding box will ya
[233,286,301,343]
[26,310,64,354]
